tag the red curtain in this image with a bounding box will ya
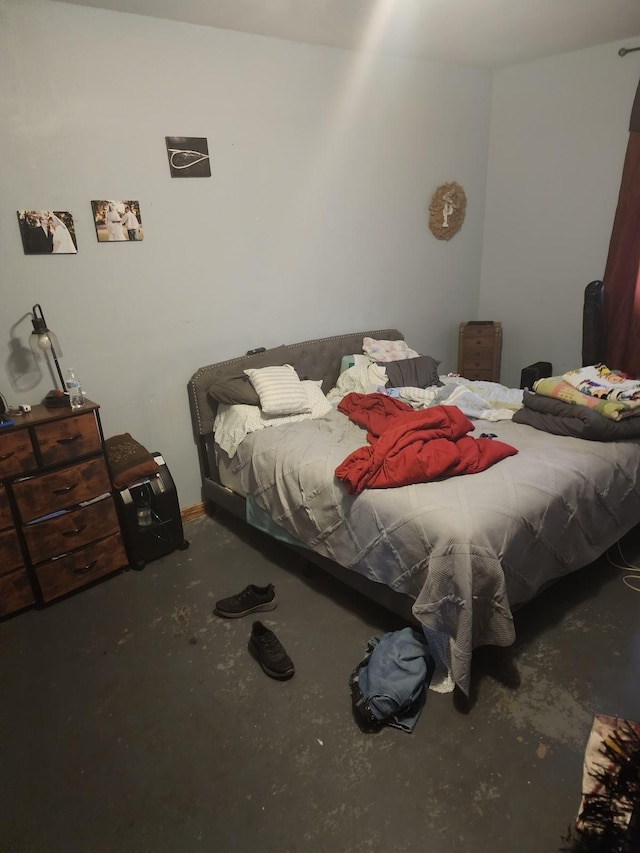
[604,79,640,376]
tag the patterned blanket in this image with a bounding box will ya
[533,376,640,421]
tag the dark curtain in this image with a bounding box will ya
[603,78,640,376]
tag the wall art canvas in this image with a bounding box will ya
[17,210,78,255]
[165,136,211,178]
[91,200,143,242]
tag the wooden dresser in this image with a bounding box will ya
[0,401,128,616]
[457,321,502,382]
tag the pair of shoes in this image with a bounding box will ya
[214,584,294,679]
[214,583,277,618]
[248,621,295,680]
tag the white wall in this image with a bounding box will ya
[1,0,492,507]
[480,42,640,388]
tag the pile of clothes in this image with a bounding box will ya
[512,364,640,441]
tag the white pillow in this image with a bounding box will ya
[214,380,332,457]
[362,337,420,362]
[244,364,309,416]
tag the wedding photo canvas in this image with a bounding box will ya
[17,209,78,255]
[91,200,143,242]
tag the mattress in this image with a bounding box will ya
[225,407,640,695]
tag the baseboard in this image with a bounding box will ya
[180,502,205,523]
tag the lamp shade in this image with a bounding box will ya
[30,305,62,360]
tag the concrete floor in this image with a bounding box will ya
[1,511,639,853]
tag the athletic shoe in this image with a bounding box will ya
[214,583,277,619]
[248,621,295,680]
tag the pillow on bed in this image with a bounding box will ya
[378,355,442,389]
[207,345,290,406]
[214,380,332,457]
[362,337,420,362]
[244,364,310,416]
[207,372,260,407]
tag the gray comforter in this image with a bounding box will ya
[230,409,640,694]
[513,390,640,440]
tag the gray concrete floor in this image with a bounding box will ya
[1,512,639,853]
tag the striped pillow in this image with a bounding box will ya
[244,364,311,416]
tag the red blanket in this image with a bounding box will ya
[335,392,518,494]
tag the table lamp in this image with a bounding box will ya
[29,303,68,407]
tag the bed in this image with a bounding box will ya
[188,317,640,695]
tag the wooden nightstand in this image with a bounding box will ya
[0,401,128,614]
[457,321,502,382]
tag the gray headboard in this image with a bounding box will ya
[188,328,404,439]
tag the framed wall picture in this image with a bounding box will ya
[17,210,78,254]
[165,136,211,177]
[91,200,143,242]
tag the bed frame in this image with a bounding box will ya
[188,284,607,626]
[188,328,419,623]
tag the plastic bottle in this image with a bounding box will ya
[66,368,85,409]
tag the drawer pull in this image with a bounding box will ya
[57,434,81,445]
[62,524,87,538]
[52,483,79,496]
[72,559,97,576]
[0,451,15,462]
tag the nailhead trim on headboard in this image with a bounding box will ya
[187,328,404,438]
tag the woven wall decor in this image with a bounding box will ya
[428,182,467,240]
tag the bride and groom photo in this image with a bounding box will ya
[17,209,78,255]
[91,199,143,242]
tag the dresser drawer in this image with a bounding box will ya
[23,497,120,565]
[0,429,36,479]
[36,533,127,602]
[462,368,495,381]
[461,324,496,340]
[462,356,494,372]
[13,457,112,523]
[461,347,495,362]
[0,486,12,531]
[0,527,24,573]
[462,338,494,356]
[35,412,102,466]
[0,568,35,616]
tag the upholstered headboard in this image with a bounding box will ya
[188,328,404,439]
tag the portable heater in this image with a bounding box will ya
[520,361,553,390]
[113,452,189,569]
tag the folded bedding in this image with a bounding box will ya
[513,391,640,440]
[533,377,639,421]
[562,364,640,404]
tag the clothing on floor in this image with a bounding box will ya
[349,627,434,733]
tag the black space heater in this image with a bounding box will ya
[113,452,189,569]
[520,361,553,390]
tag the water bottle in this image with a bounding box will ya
[66,368,84,409]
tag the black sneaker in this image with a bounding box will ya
[214,584,277,619]
[248,621,295,680]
